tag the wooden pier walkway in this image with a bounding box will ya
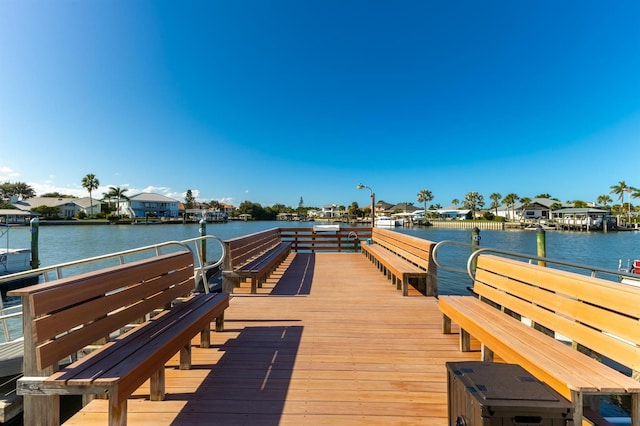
[64,252,477,425]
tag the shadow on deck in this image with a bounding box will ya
[65,252,477,425]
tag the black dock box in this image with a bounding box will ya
[446,361,572,426]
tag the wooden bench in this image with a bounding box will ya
[439,254,640,426]
[8,251,230,426]
[361,227,437,296]
[223,228,292,294]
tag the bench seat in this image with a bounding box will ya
[439,254,640,426]
[361,244,426,294]
[10,251,230,426]
[23,292,229,401]
[361,228,436,296]
[224,228,292,293]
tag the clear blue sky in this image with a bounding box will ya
[1,1,639,209]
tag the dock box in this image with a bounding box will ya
[446,361,572,426]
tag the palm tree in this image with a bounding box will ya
[105,186,129,217]
[503,193,519,221]
[463,191,484,219]
[451,198,459,208]
[596,194,612,208]
[610,181,631,221]
[489,193,502,215]
[81,174,100,217]
[519,197,531,221]
[417,189,433,221]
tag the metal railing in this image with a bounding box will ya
[432,239,629,283]
[280,226,371,252]
[0,235,226,344]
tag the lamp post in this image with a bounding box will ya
[357,184,375,227]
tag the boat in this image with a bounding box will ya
[617,258,640,286]
[0,224,36,295]
[523,220,557,231]
[0,225,31,276]
[375,216,403,227]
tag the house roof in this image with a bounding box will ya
[0,209,32,216]
[13,197,98,209]
[553,207,608,214]
[129,193,179,203]
[389,203,420,213]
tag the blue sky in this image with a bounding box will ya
[1,1,639,209]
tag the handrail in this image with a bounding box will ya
[0,235,225,286]
[433,239,629,283]
[0,305,22,343]
[0,235,226,343]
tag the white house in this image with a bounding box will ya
[12,196,101,218]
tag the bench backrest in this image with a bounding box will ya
[473,254,640,373]
[9,251,195,371]
[371,228,435,270]
[224,228,282,269]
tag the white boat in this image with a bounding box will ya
[0,225,31,276]
[375,216,403,227]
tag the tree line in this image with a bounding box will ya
[1,176,639,220]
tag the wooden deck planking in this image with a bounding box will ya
[65,252,478,425]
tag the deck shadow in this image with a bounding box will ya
[171,325,303,425]
[270,253,315,295]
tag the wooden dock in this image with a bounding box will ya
[64,252,478,425]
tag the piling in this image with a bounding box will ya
[30,217,39,269]
[199,218,207,263]
[471,227,481,271]
[536,226,546,267]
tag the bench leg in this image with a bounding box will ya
[402,276,408,296]
[201,322,211,348]
[215,311,225,332]
[481,345,494,362]
[24,395,60,426]
[109,397,127,426]
[632,393,639,426]
[150,367,166,401]
[442,314,452,334]
[460,329,471,352]
[570,390,583,426]
[180,342,192,370]
[251,277,257,294]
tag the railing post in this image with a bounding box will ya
[536,225,546,267]
[30,217,39,269]
[199,218,207,264]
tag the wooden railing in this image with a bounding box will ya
[280,226,372,252]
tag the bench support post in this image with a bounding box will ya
[632,393,639,426]
[201,323,211,348]
[24,395,60,426]
[180,343,192,370]
[215,312,225,332]
[570,390,583,426]
[481,345,494,362]
[459,329,471,352]
[442,314,451,334]
[109,398,127,426]
[150,367,166,401]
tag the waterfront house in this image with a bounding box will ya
[435,207,471,220]
[496,197,563,221]
[320,204,340,219]
[11,196,101,219]
[119,193,180,219]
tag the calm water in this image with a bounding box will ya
[5,221,640,295]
